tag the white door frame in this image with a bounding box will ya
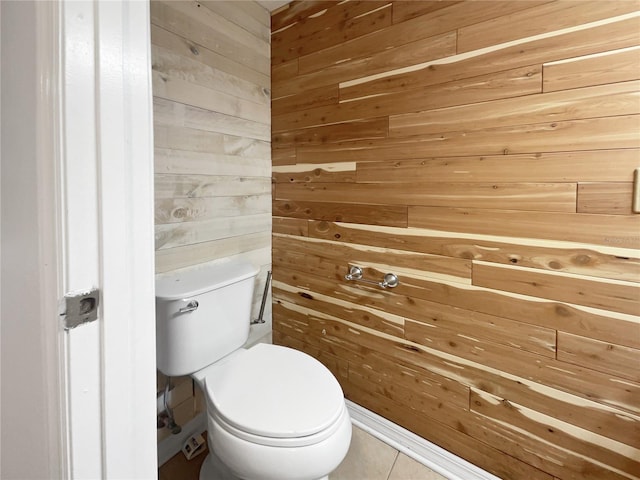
[1,1,157,478]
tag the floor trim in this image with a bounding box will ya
[346,400,500,480]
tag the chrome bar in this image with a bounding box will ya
[344,265,399,289]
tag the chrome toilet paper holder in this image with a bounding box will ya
[344,265,399,289]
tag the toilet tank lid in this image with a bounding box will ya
[155,260,259,300]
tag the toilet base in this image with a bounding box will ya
[199,452,329,480]
[199,452,239,480]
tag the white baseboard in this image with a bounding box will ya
[346,400,500,480]
[157,412,207,467]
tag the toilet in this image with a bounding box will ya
[155,260,352,480]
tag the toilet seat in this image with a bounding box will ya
[203,343,345,444]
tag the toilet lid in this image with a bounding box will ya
[205,343,345,439]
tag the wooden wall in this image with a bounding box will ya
[270,2,640,479]
[150,0,272,443]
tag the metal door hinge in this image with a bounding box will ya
[61,288,100,330]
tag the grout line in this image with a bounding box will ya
[386,450,400,480]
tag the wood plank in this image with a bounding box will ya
[577,183,634,215]
[154,124,270,157]
[557,332,640,382]
[297,115,640,163]
[152,70,270,124]
[274,296,640,449]
[155,175,270,199]
[153,98,270,141]
[409,205,640,249]
[151,24,269,89]
[272,58,298,84]
[271,1,336,32]
[271,85,339,117]
[276,257,640,352]
[272,199,407,227]
[272,2,392,65]
[544,46,640,92]
[273,162,356,184]
[337,15,640,101]
[308,220,640,284]
[272,118,388,149]
[388,80,640,137]
[155,213,271,250]
[273,286,405,338]
[155,232,271,273]
[155,148,270,177]
[275,181,577,213]
[273,31,456,99]
[356,150,640,184]
[272,217,308,236]
[457,1,640,54]
[275,64,541,131]
[391,1,463,24]
[150,1,269,74]
[296,1,549,76]
[199,1,270,43]
[468,389,640,480]
[152,45,270,106]
[472,261,640,316]
[405,299,556,358]
[155,195,270,224]
[272,146,296,166]
[273,233,471,281]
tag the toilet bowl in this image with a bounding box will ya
[155,260,351,480]
[193,343,352,480]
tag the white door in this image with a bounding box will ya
[59,1,158,478]
[1,1,158,478]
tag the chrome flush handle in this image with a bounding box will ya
[179,300,199,313]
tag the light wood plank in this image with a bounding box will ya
[151,24,269,89]
[153,98,270,141]
[154,124,270,157]
[155,195,270,224]
[152,45,270,105]
[578,183,635,215]
[273,162,356,184]
[543,46,640,92]
[276,181,577,212]
[155,213,271,250]
[155,174,270,199]
[391,1,463,23]
[155,232,271,273]
[150,1,269,74]
[155,147,270,177]
[457,1,640,54]
[472,261,640,316]
[557,332,640,382]
[152,70,270,124]
[199,1,270,42]
[356,150,640,184]
[271,85,339,117]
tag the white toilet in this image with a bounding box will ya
[155,260,352,480]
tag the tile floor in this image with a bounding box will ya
[158,425,447,480]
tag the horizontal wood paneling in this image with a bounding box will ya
[271,2,640,479]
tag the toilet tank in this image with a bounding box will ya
[155,260,259,377]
